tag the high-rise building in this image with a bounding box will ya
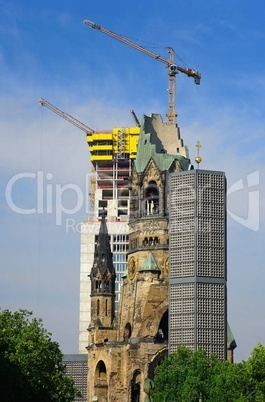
[79,126,140,352]
[169,170,227,359]
[62,354,88,402]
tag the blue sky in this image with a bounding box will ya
[0,0,265,362]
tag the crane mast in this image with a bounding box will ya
[84,19,201,125]
[38,97,94,134]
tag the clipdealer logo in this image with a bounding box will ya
[169,170,260,233]
[227,170,259,232]
[5,171,90,226]
[4,170,260,232]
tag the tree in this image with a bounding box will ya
[209,359,253,402]
[153,345,264,402]
[0,309,79,402]
[246,343,265,401]
[153,346,220,401]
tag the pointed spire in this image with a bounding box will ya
[89,212,116,328]
[91,212,115,278]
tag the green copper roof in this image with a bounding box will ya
[139,252,160,272]
[134,115,192,173]
[227,322,237,349]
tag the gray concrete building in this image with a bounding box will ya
[62,354,88,401]
[169,169,227,359]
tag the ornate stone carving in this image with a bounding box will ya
[128,256,136,280]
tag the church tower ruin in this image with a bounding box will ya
[86,114,235,402]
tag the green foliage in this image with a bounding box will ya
[153,345,265,402]
[246,343,265,401]
[0,309,79,402]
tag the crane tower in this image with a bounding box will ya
[84,19,201,125]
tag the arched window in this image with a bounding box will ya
[155,310,168,343]
[94,361,108,401]
[145,181,159,215]
[97,299,100,315]
[96,280,102,292]
[96,360,107,380]
[154,237,159,246]
[104,280,109,291]
[105,299,108,316]
[124,323,132,342]
[143,237,148,247]
[131,370,142,402]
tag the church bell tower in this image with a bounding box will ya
[89,212,116,328]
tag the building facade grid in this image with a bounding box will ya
[169,169,227,359]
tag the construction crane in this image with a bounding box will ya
[130,109,141,127]
[38,97,140,160]
[38,97,95,134]
[84,19,201,126]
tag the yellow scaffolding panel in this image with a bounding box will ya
[87,127,140,161]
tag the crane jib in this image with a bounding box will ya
[83,18,201,124]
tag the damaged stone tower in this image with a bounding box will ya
[86,114,233,402]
